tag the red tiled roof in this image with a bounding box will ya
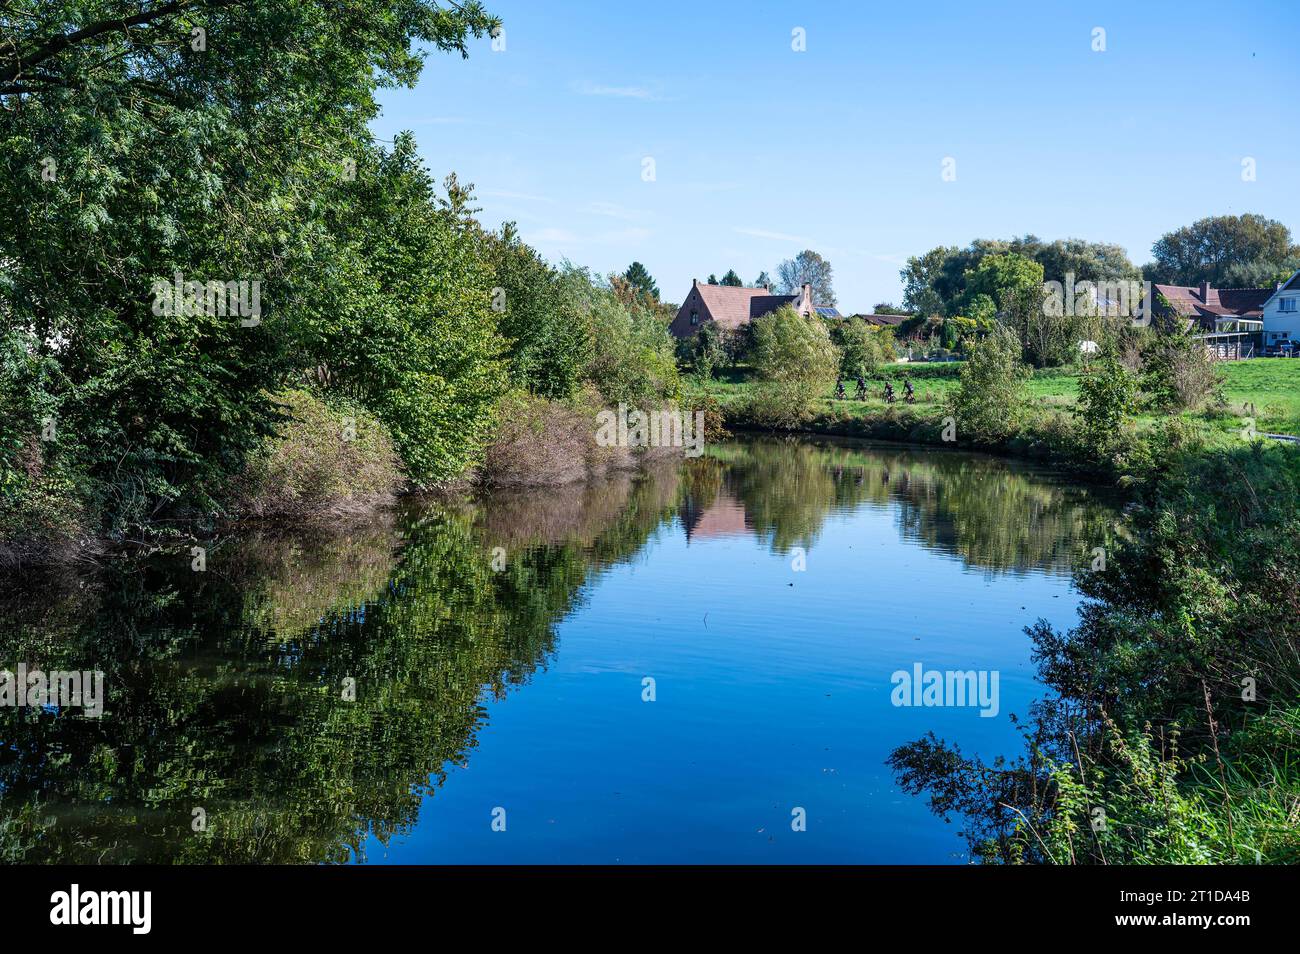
[694,284,795,330]
[1153,283,1270,321]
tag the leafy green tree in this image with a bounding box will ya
[754,271,773,290]
[707,274,719,285]
[1144,213,1299,286]
[313,136,506,485]
[719,269,743,287]
[622,261,659,300]
[747,305,839,425]
[0,0,501,523]
[485,222,586,398]
[776,250,835,304]
[1074,356,1136,458]
[948,325,1030,442]
[960,253,1044,312]
[831,318,890,378]
[903,236,1140,317]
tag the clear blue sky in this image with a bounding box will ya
[372,0,1300,314]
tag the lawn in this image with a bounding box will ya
[697,358,1300,437]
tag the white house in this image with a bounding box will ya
[1261,268,1300,349]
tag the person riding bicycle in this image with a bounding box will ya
[883,380,896,404]
[835,379,846,400]
[855,375,867,400]
[903,377,915,403]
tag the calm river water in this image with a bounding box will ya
[0,437,1120,863]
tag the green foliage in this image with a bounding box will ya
[312,135,507,486]
[622,261,659,300]
[719,269,743,287]
[1145,213,1299,286]
[1139,327,1223,414]
[679,320,731,378]
[0,0,502,526]
[948,325,1030,443]
[484,223,587,399]
[831,318,892,378]
[1073,356,1136,459]
[746,305,840,426]
[903,236,1140,317]
[560,266,681,406]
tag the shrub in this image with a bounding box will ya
[1139,328,1223,413]
[948,325,1031,443]
[1073,356,1136,461]
[748,305,840,424]
[232,390,402,519]
[480,391,596,488]
[831,318,891,378]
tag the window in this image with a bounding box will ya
[1280,297,1297,313]
[690,311,699,325]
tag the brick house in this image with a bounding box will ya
[668,280,817,339]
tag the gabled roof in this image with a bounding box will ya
[1261,268,1300,310]
[693,283,795,330]
[1153,283,1271,320]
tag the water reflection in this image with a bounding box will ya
[0,438,1119,863]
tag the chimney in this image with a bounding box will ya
[692,278,698,288]
[1200,280,1211,302]
[802,282,812,311]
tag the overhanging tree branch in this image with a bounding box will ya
[0,0,239,85]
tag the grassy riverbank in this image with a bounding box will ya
[701,358,1300,441]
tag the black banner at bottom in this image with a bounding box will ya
[0,864,1278,939]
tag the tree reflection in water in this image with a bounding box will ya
[0,438,1118,863]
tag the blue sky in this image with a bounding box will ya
[372,0,1300,314]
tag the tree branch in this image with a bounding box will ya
[0,0,238,85]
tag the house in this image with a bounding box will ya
[1260,268,1300,352]
[1152,279,1272,359]
[668,280,818,338]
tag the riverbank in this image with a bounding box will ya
[698,357,1300,483]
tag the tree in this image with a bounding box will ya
[1074,356,1136,459]
[831,319,891,378]
[1144,214,1299,286]
[622,261,659,300]
[872,302,910,316]
[776,249,835,305]
[747,305,839,425]
[720,269,743,287]
[754,271,773,290]
[960,253,1044,314]
[707,274,719,285]
[0,0,502,523]
[902,236,1140,317]
[484,222,587,399]
[948,325,1030,443]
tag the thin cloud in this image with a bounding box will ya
[733,227,814,244]
[574,81,660,100]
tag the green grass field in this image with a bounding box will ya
[699,358,1300,437]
